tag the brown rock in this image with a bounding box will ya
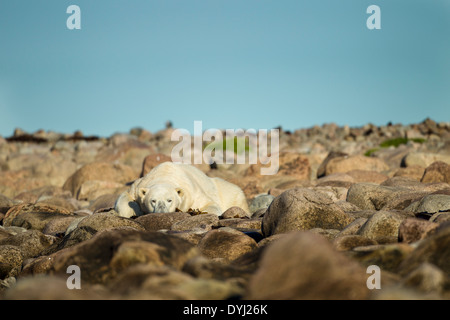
[170,214,219,232]
[317,151,348,178]
[398,218,439,243]
[421,161,450,184]
[393,166,425,181]
[0,245,24,278]
[62,162,136,198]
[31,228,200,285]
[221,206,249,219]
[3,275,110,300]
[3,203,72,227]
[197,228,258,262]
[325,155,389,176]
[246,231,370,299]
[135,212,191,231]
[245,152,311,180]
[140,154,172,177]
[398,224,450,277]
[333,235,377,251]
[346,170,388,184]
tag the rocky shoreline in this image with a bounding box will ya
[0,119,449,300]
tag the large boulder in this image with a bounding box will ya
[262,188,353,237]
[245,231,370,299]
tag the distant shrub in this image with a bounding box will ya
[204,136,250,154]
[365,137,426,157]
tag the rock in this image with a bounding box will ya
[333,235,377,251]
[0,230,57,260]
[346,183,426,211]
[140,154,172,177]
[197,228,258,262]
[76,180,125,201]
[403,152,450,168]
[216,218,262,231]
[183,255,253,280]
[8,212,83,232]
[73,211,145,234]
[402,262,446,295]
[393,166,425,181]
[245,152,311,180]
[430,212,450,224]
[62,162,136,198]
[405,194,450,214]
[0,194,16,214]
[336,217,368,236]
[245,231,370,299]
[349,243,414,273]
[0,245,24,278]
[3,203,73,230]
[262,188,353,237]
[315,172,355,189]
[325,155,389,176]
[25,228,200,285]
[248,194,274,214]
[108,264,243,300]
[52,212,146,251]
[421,161,450,183]
[135,212,191,231]
[316,151,348,178]
[398,224,450,277]
[221,206,249,219]
[357,210,406,242]
[346,170,389,184]
[88,194,118,213]
[41,216,81,236]
[170,214,219,232]
[2,275,109,300]
[335,200,362,213]
[398,218,439,243]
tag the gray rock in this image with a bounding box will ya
[248,194,274,213]
[262,188,353,237]
[405,194,450,214]
[347,183,425,211]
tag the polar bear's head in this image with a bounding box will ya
[137,184,183,214]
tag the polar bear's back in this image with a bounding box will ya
[140,162,215,192]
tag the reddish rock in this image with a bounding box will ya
[398,218,439,243]
[421,161,450,184]
[140,153,172,177]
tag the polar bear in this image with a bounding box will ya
[115,162,249,218]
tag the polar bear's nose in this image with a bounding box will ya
[155,200,168,213]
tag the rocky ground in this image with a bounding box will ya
[0,119,449,300]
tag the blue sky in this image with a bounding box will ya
[0,0,449,137]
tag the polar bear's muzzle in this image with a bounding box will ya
[154,200,169,213]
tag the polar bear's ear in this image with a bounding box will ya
[175,187,184,198]
[138,188,149,197]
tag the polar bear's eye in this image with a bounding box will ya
[151,200,156,204]
[167,199,172,203]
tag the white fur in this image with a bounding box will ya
[115,162,249,218]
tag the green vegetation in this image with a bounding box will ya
[364,137,426,157]
[379,137,426,148]
[204,136,250,154]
